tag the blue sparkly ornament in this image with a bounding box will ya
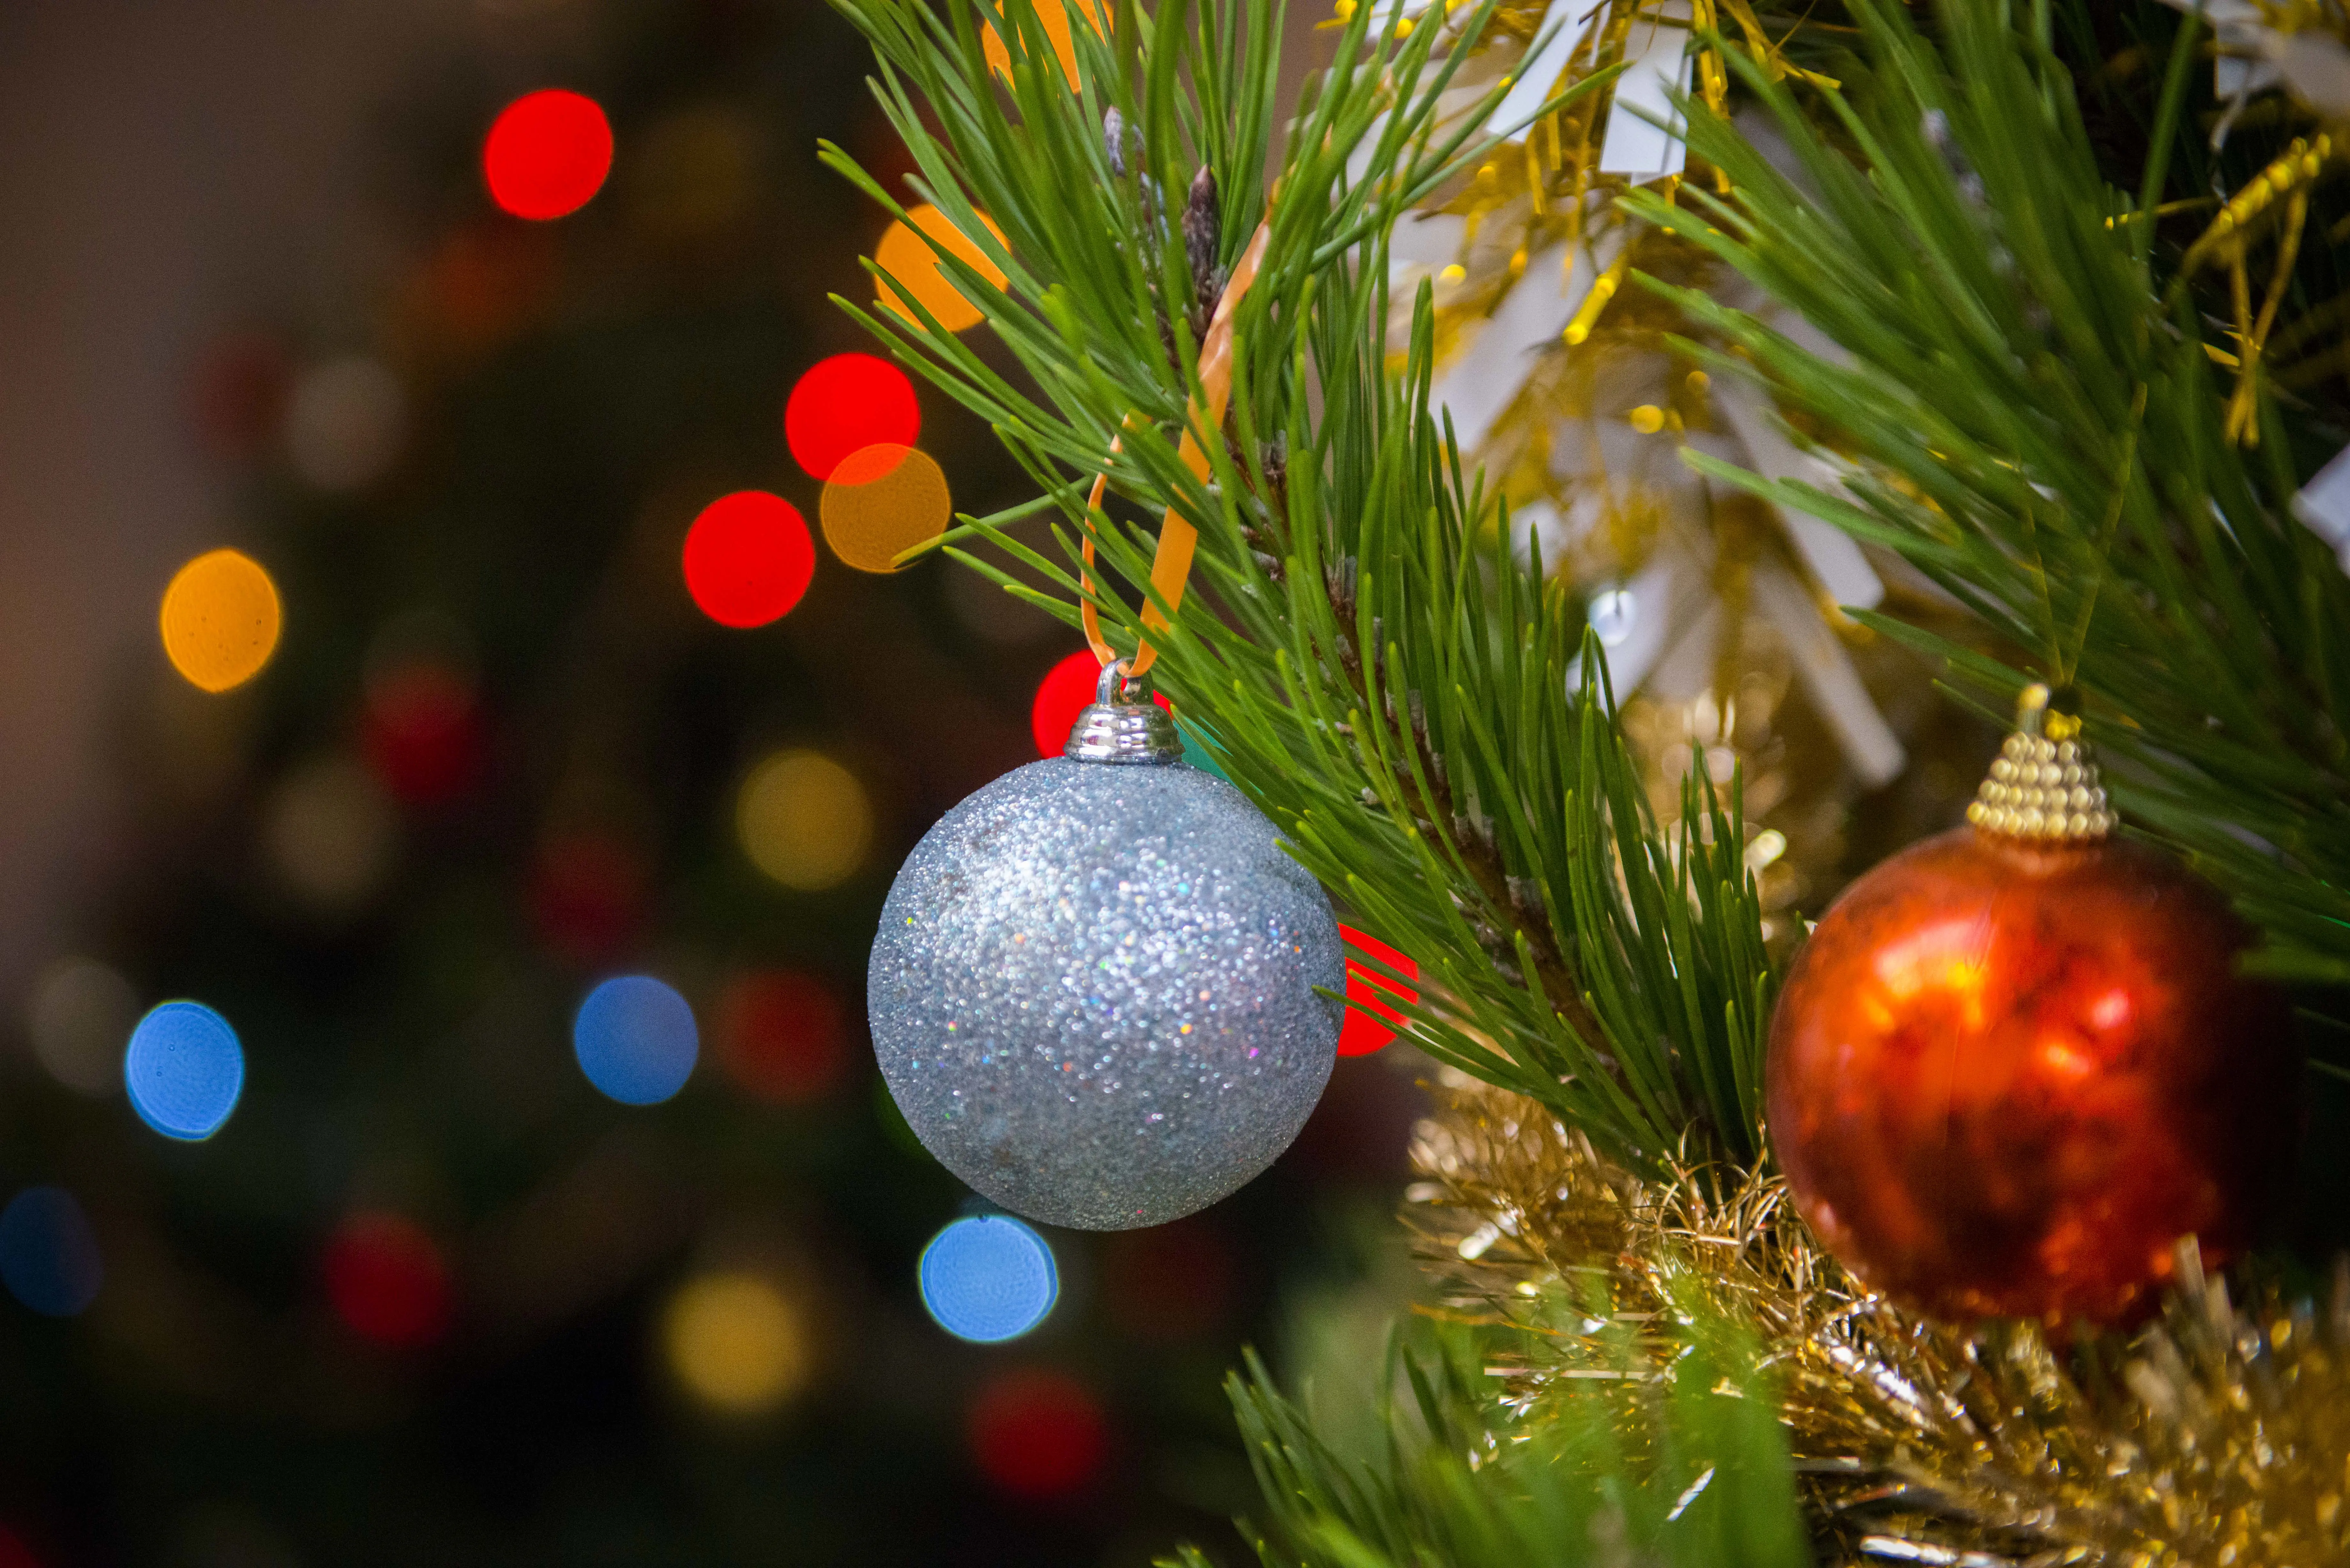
[869,665,1341,1229]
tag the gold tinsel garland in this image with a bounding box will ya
[1406,1080,2350,1566]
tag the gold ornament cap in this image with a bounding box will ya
[1966,683,2117,843]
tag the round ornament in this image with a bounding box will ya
[869,665,1342,1229]
[1767,687,2299,1327]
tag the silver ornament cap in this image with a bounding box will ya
[868,662,1342,1230]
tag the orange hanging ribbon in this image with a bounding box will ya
[1082,218,1271,681]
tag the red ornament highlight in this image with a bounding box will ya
[715,969,850,1105]
[1338,925,1419,1057]
[683,492,816,628]
[323,1212,453,1348]
[1766,827,2297,1326]
[482,90,614,221]
[784,354,918,482]
[967,1368,1107,1500]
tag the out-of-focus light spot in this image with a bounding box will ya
[819,443,950,573]
[189,329,290,464]
[664,1271,810,1415]
[263,755,398,915]
[483,89,613,220]
[0,1187,103,1318]
[716,970,850,1105]
[124,1001,246,1141]
[920,1215,1057,1342]
[1588,586,1636,648]
[284,357,406,492]
[1338,925,1420,1057]
[737,750,872,891]
[26,957,137,1097]
[875,205,1008,333]
[627,106,762,248]
[323,1212,452,1348]
[529,831,647,966]
[1032,650,1103,756]
[967,1368,1108,1499]
[683,492,815,628]
[573,975,697,1105]
[1030,650,1173,758]
[361,663,483,806]
[1101,1218,1232,1342]
[785,353,918,482]
[0,1525,38,1568]
[412,220,558,356]
[981,0,1102,87]
[160,550,281,694]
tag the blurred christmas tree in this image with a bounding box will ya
[0,2,1432,1564]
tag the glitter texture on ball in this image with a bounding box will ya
[868,744,1341,1231]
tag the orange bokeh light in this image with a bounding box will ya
[818,443,951,574]
[980,0,1104,87]
[160,549,282,693]
[875,205,1008,334]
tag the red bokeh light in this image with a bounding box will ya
[362,665,484,806]
[967,1368,1108,1501]
[1338,925,1420,1057]
[482,89,614,221]
[323,1212,453,1349]
[0,1527,38,1568]
[784,354,918,481]
[189,329,290,463]
[716,969,850,1105]
[529,832,647,966]
[1030,650,1173,758]
[682,492,817,628]
[1101,1218,1233,1343]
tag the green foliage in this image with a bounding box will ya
[820,0,1778,1174]
[1627,1,2350,979]
[1161,1292,1809,1568]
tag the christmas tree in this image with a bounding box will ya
[827,0,2350,1560]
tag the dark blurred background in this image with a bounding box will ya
[0,2,1428,1563]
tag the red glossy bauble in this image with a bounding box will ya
[1767,826,2297,1326]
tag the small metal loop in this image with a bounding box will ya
[1095,658,1150,707]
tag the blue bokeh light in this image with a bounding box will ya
[919,1215,1058,1343]
[124,1000,246,1141]
[573,975,698,1105]
[0,1186,104,1317]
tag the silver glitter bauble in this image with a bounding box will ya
[868,668,1342,1229]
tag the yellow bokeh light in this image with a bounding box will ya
[819,443,951,574]
[663,1272,809,1416]
[161,548,282,693]
[738,750,873,891]
[980,0,1102,87]
[875,205,1009,334]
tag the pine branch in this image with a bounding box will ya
[1626,0,2350,981]
[822,0,1781,1172]
[1173,1300,1810,1568]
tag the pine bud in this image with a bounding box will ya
[1103,107,1128,178]
[1183,166,1222,308]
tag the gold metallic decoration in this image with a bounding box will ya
[1408,1078,2350,1567]
[1964,682,2117,842]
